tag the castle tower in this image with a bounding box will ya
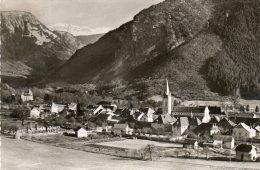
[162,79,172,115]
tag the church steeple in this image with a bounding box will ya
[162,79,172,115]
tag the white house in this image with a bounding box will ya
[21,89,33,102]
[68,102,77,111]
[233,123,256,139]
[235,144,258,161]
[213,135,235,149]
[75,127,88,138]
[30,107,40,118]
[51,103,66,113]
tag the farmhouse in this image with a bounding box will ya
[232,123,256,139]
[213,135,235,149]
[74,127,88,138]
[235,144,258,161]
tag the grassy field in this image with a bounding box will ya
[96,139,182,149]
[2,136,260,170]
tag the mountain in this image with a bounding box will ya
[45,1,260,100]
[48,23,110,36]
[76,34,104,48]
[0,11,82,85]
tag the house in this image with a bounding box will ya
[139,108,155,122]
[172,117,189,136]
[93,105,106,115]
[132,111,144,121]
[218,117,236,133]
[21,89,33,102]
[255,126,260,138]
[193,123,220,137]
[213,135,235,149]
[97,101,117,111]
[232,123,256,139]
[153,114,177,125]
[30,107,41,118]
[182,139,198,149]
[188,117,202,130]
[235,144,258,161]
[112,124,132,135]
[51,103,66,113]
[74,127,88,138]
[68,102,77,111]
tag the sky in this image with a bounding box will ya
[1,0,163,31]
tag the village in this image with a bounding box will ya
[1,80,260,162]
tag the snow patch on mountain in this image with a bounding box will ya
[48,23,111,36]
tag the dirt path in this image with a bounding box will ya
[1,137,260,170]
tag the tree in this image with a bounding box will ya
[246,104,250,112]
[255,106,259,113]
[11,108,30,125]
[141,144,159,161]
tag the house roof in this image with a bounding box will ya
[173,117,189,127]
[139,108,155,114]
[219,117,236,127]
[74,127,85,132]
[255,126,260,132]
[235,144,256,152]
[193,123,213,135]
[213,135,234,142]
[235,123,254,132]
[155,115,177,124]
[208,106,225,115]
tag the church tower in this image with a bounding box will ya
[162,79,172,114]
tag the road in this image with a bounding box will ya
[1,136,260,170]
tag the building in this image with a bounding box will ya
[112,124,132,135]
[153,114,177,125]
[51,103,66,113]
[30,107,41,119]
[182,139,198,149]
[235,144,258,161]
[218,117,236,133]
[74,127,88,138]
[172,117,189,136]
[68,102,77,111]
[255,126,260,138]
[232,123,256,139]
[21,89,33,102]
[139,108,155,122]
[162,79,172,115]
[213,135,235,149]
[172,106,225,119]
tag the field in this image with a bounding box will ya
[2,136,260,170]
[96,139,182,149]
